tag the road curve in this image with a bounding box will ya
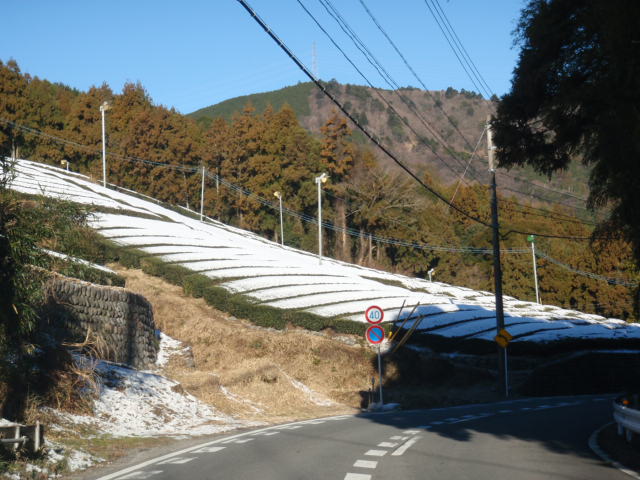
[90,395,623,480]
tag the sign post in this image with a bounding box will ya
[365,305,385,407]
[495,328,513,397]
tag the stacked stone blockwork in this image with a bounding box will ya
[44,273,159,369]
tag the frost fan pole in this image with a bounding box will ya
[200,166,206,222]
[487,117,508,397]
[100,101,110,188]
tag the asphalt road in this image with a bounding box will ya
[90,395,623,480]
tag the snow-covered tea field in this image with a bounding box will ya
[11,159,640,346]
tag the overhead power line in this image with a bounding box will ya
[318,0,488,185]
[422,0,491,98]
[235,0,603,241]
[0,118,195,173]
[536,250,638,288]
[429,0,494,97]
[358,0,591,212]
[237,0,495,227]
[9,133,634,289]
[0,117,516,254]
[298,0,471,180]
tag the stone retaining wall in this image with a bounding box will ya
[44,273,158,369]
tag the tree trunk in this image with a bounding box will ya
[357,229,367,265]
[337,201,350,262]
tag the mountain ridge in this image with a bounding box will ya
[188,80,591,208]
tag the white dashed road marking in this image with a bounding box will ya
[344,473,371,480]
[354,460,378,469]
[191,446,226,454]
[365,449,388,457]
[378,442,398,448]
[233,438,253,444]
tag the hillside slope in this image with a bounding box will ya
[189,81,591,206]
[11,158,640,354]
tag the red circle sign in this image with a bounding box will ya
[365,305,384,324]
[366,325,385,344]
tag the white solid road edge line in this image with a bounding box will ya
[94,414,352,480]
[588,422,640,480]
[392,436,422,456]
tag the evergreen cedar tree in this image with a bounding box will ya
[0,59,638,320]
[491,0,640,272]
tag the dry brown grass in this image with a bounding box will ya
[113,266,374,424]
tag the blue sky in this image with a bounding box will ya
[2,0,525,114]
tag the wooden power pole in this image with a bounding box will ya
[487,116,507,397]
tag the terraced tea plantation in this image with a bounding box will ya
[11,159,640,350]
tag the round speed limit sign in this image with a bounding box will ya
[365,305,384,324]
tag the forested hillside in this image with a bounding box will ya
[1,59,637,320]
[190,81,592,211]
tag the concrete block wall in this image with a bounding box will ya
[44,273,158,369]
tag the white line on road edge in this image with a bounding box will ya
[588,422,640,480]
[157,457,194,465]
[392,436,422,456]
[94,414,352,480]
[119,471,162,480]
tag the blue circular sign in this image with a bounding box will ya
[366,325,385,344]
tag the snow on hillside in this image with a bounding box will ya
[1,332,259,478]
[49,355,257,438]
[10,158,640,345]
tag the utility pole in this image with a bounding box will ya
[200,165,206,222]
[315,173,328,264]
[274,191,284,245]
[487,116,507,397]
[528,234,541,304]
[100,101,110,188]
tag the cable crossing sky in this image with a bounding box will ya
[3,113,636,288]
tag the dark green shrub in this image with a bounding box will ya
[141,257,192,286]
[56,262,125,287]
[183,274,212,298]
[118,248,147,268]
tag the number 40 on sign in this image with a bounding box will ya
[365,305,384,324]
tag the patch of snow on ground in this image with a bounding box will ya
[155,332,189,368]
[90,360,258,436]
[47,358,260,439]
[219,385,264,413]
[45,439,103,473]
[280,370,336,407]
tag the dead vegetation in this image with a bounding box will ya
[114,265,374,423]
